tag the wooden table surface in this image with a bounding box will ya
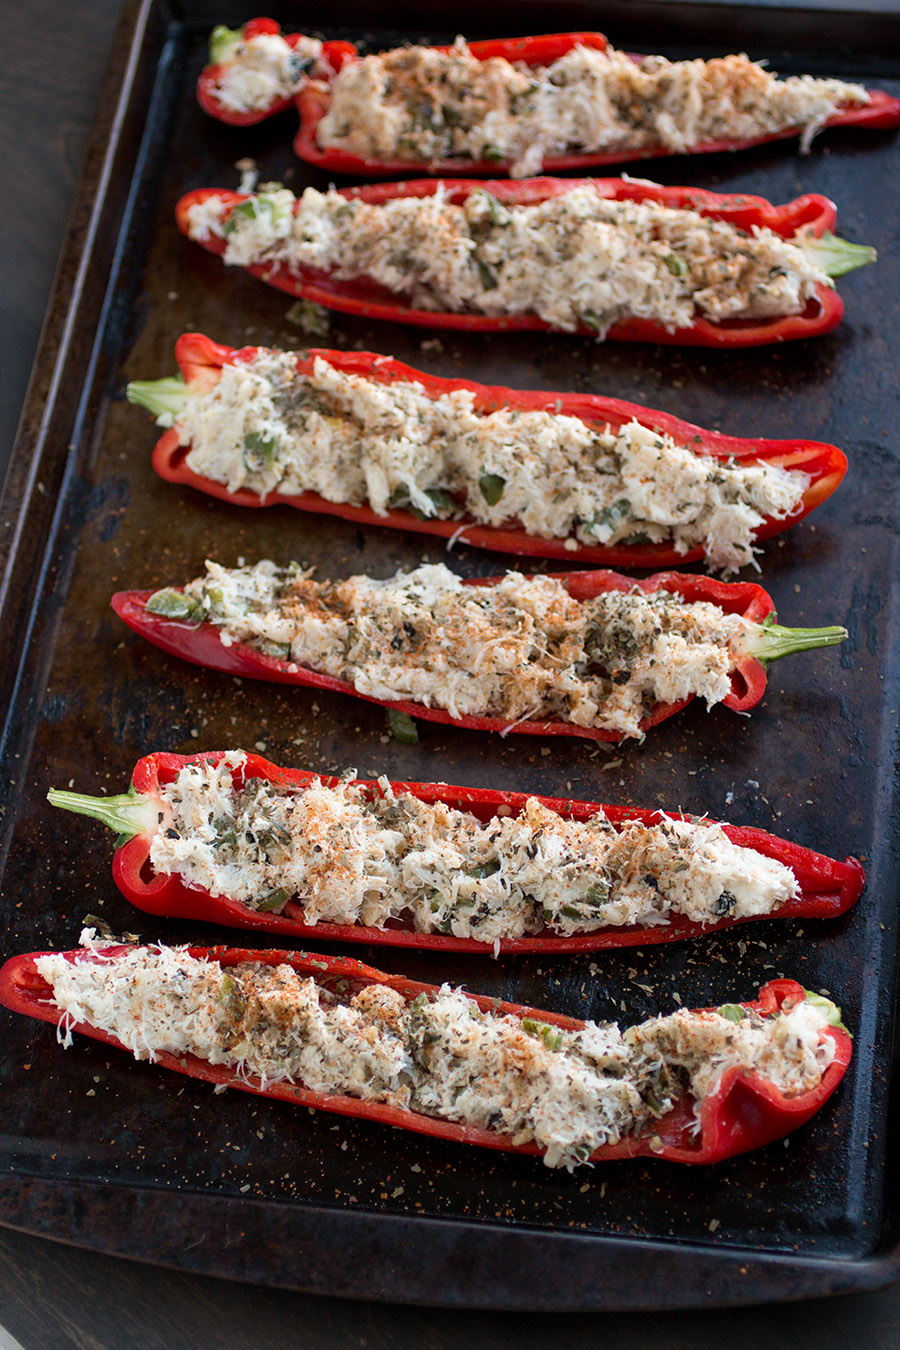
[2,3,900,1345]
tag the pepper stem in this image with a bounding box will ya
[209,24,244,65]
[47,784,158,843]
[798,231,877,278]
[126,375,191,427]
[742,618,847,666]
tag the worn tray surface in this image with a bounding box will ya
[1,0,899,1309]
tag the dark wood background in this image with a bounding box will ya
[2,1,900,1345]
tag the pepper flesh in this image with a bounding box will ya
[175,179,848,346]
[194,21,900,171]
[110,567,844,743]
[0,946,852,1166]
[46,750,865,954]
[137,332,847,571]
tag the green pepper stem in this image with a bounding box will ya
[47,785,158,841]
[126,375,191,427]
[742,620,847,666]
[209,24,244,65]
[802,989,851,1037]
[798,231,877,278]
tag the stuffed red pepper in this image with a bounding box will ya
[0,938,852,1169]
[128,334,847,574]
[196,21,900,176]
[111,561,847,743]
[176,178,874,345]
[47,750,864,953]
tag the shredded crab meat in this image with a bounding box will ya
[159,560,752,738]
[37,938,838,1171]
[185,184,831,335]
[177,351,808,574]
[148,754,800,937]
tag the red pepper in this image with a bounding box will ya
[175,179,847,346]
[0,946,852,1166]
[48,749,863,954]
[196,17,356,126]
[110,567,844,743]
[194,21,900,170]
[293,32,900,177]
[145,332,847,571]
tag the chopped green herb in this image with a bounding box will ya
[476,259,498,291]
[522,1018,564,1052]
[243,430,279,467]
[717,1004,745,1025]
[585,498,632,543]
[286,299,330,336]
[478,471,506,506]
[466,859,501,880]
[256,888,291,913]
[387,709,419,744]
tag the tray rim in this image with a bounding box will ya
[2,1174,899,1311]
[2,0,900,1308]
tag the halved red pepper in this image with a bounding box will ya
[136,332,847,571]
[194,20,900,172]
[110,567,846,743]
[196,17,357,126]
[0,945,852,1166]
[46,749,865,954]
[175,179,849,346]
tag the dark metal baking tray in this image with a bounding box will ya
[1,0,899,1310]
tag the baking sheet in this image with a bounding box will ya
[0,0,899,1308]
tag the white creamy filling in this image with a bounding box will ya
[148,754,800,938]
[317,42,868,173]
[211,33,323,112]
[178,351,807,574]
[167,560,750,738]
[37,940,837,1170]
[185,184,830,334]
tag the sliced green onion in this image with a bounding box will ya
[243,430,279,467]
[256,888,291,913]
[478,471,506,506]
[717,1004,745,1025]
[522,1018,564,1052]
[387,709,419,744]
